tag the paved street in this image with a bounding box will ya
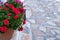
[23,0,60,40]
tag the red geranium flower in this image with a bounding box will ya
[3,7,8,10]
[18,27,23,31]
[8,4,14,9]
[0,26,7,32]
[3,19,9,25]
[2,26,7,32]
[14,15,19,19]
[12,8,20,14]
[8,4,20,14]
[23,20,26,24]
[19,8,24,12]
[7,12,11,16]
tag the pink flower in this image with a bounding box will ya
[15,0,23,5]
[0,2,3,4]
[19,1,23,5]
[15,0,20,2]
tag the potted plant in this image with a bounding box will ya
[0,0,26,40]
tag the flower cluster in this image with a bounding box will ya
[0,0,25,33]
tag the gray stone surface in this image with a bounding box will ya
[24,0,60,40]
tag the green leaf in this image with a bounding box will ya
[0,22,3,26]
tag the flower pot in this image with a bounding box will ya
[0,29,14,40]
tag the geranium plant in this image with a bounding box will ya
[0,0,25,33]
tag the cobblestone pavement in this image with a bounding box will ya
[23,0,60,40]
